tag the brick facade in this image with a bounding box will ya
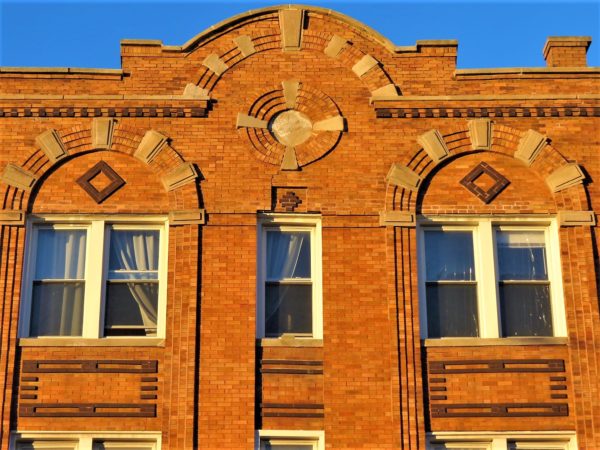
[0,5,598,449]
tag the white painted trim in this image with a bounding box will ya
[418,217,567,339]
[19,216,169,340]
[10,431,161,450]
[256,214,323,339]
[427,431,577,450]
[256,430,325,450]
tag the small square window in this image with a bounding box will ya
[257,215,322,339]
[20,218,168,340]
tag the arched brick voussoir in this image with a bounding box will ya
[0,121,202,216]
[381,121,591,225]
[190,30,399,99]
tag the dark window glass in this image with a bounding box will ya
[265,284,312,336]
[426,284,479,338]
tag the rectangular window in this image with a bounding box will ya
[13,432,160,450]
[257,430,324,450]
[419,218,566,339]
[20,218,167,340]
[257,215,322,339]
[427,433,577,450]
[424,229,478,338]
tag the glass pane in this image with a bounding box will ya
[267,231,311,279]
[30,282,84,336]
[424,230,475,281]
[35,229,86,279]
[265,284,312,336]
[426,284,479,338]
[263,445,314,450]
[497,230,548,280]
[500,283,553,336]
[105,282,158,336]
[109,230,159,279]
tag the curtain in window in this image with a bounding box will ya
[265,231,311,334]
[31,229,86,336]
[108,230,159,330]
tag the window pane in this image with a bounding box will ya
[109,230,159,278]
[497,230,548,280]
[35,229,86,279]
[500,283,553,336]
[263,445,314,450]
[30,282,84,336]
[105,282,158,336]
[425,231,475,281]
[267,231,311,279]
[265,284,312,336]
[426,284,479,337]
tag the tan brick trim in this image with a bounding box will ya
[91,118,116,149]
[1,164,37,191]
[169,209,206,225]
[417,129,450,163]
[161,162,198,191]
[558,210,596,226]
[35,129,68,163]
[134,130,170,164]
[467,119,493,150]
[546,163,585,192]
[385,164,421,191]
[0,210,25,226]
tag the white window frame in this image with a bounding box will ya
[427,431,577,450]
[418,216,567,339]
[11,431,161,450]
[19,215,169,340]
[256,430,325,450]
[256,214,323,340]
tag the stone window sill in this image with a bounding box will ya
[423,337,568,347]
[258,337,323,348]
[18,338,165,347]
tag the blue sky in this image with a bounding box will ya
[0,0,598,69]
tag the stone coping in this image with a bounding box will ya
[456,66,600,76]
[0,94,210,101]
[0,66,123,75]
[371,93,600,103]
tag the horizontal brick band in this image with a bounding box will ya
[430,402,568,418]
[19,403,156,417]
[375,106,600,119]
[0,106,208,118]
[429,359,565,374]
[23,360,158,373]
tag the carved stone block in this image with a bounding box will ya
[417,129,450,163]
[134,129,169,164]
[546,163,585,192]
[202,54,229,76]
[515,129,548,166]
[91,118,115,149]
[385,163,421,191]
[468,119,493,150]
[1,163,37,191]
[35,129,68,163]
[279,9,304,51]
[162,162,198,191]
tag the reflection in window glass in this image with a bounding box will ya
[424,230,479,337]
[497,230,552,337]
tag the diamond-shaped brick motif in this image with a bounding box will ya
[459,162,509,204]
[280,191,302,212]
[76,161,126,204]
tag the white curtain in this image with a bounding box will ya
[265,231,308,324]
[33,229,86,336]
[109,230,159,328]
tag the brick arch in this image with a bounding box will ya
[189,7,398,99]
[382,120,589,224]
[0,119,201,219]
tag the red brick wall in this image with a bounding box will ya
[0,5,598,450]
